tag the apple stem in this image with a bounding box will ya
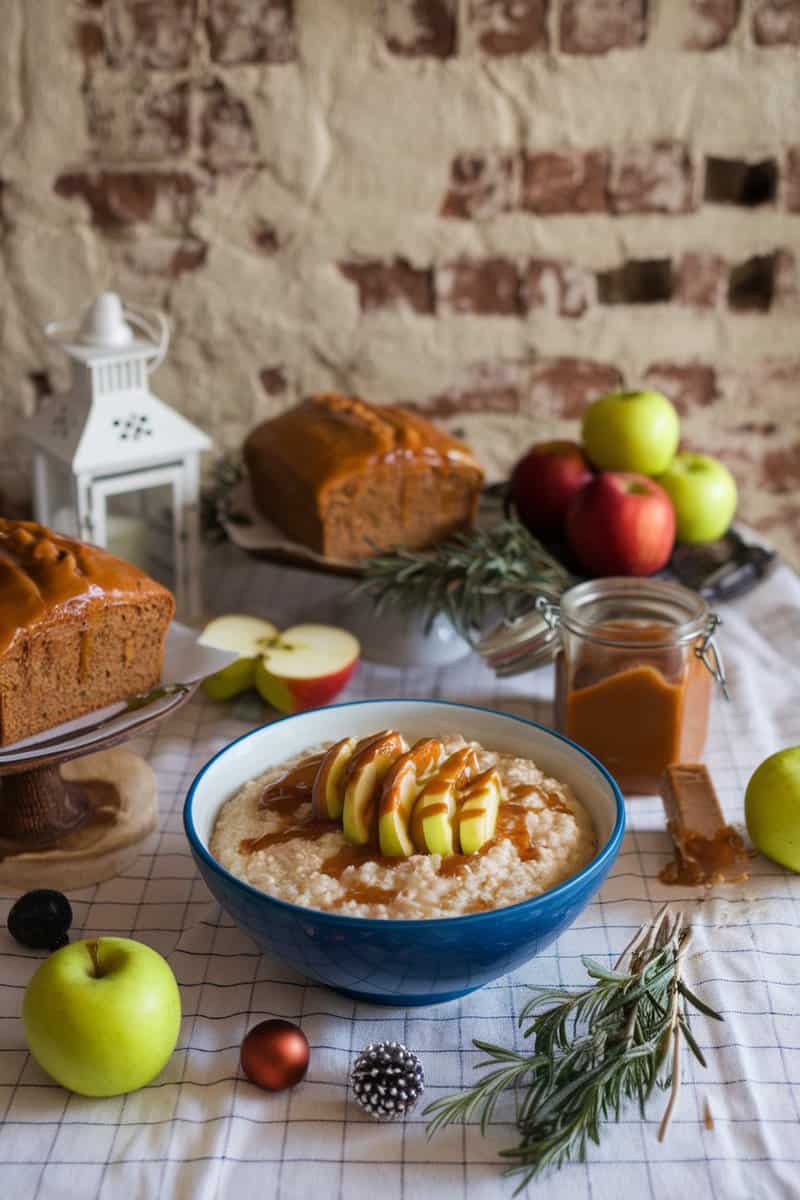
[87,938,105,978]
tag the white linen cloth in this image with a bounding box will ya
[1,549,799,1200]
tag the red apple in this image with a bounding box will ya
[565,472,676,577]
[510,440,594,540]
[254,624,360,713]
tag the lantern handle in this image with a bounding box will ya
[123,304,170,373]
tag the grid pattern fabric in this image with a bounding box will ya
[1,550,799,1200]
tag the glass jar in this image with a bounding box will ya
[479,577,727,796]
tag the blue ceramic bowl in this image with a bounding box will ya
[184,699,625,1006]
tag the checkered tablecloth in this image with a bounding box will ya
[2,549,800,1200]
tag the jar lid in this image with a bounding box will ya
[477,603,560,676]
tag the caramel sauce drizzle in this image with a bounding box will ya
[239,752,571,900]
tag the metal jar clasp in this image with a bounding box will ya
[695,613,729,701]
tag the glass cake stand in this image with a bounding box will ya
[0,624,234,892]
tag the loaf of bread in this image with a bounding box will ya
[0,519,174,746]
[244,394,485,561]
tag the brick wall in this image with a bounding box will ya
[1,0,799,561]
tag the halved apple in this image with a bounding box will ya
[342,731,407,846]
[199,615,279,701]
[378,739,445,857]
[457,767,504,855]
[311,736,357,820]
[254,624,360,714]
[410,747,480,856]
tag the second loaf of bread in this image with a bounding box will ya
[244,394,485,561]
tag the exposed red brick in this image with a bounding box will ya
[440,153,516,219]
[560,0,647,54]
[469,0,548,54]
[521,150,608,214]
[437,258,521,315]
[774,249,798,303]
[644,363,718,414]
[753,0,800,44]
[675,253,727,307]
[761,442,800,493]
[75,20,105,58]
[609,142,696,214]
[207,0,296,65]
[411,362,522,416]
[383,0,457,57]
[527,358,623,419]
[340,260,435,314]
[88,81,191,160]
[521,260,595,317]
[122,236,207,277]
[105,0,198,70]
[783,147,800,212]
[199,80,257,165]
[683,0,740,48]
[597,260,672,304]
[252,221,280,252]
[54,171,197,231]
[260,366,287,395]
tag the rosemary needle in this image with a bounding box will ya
[425,905,722,1191]
[356,519,572,643]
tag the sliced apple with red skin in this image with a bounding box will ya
[254,624,360,714]
[411,747,480,856]
[341,731,408,846]
[311,736,357,820]
[457,767,504,855]
[378,739,446,857]
[199,615,279,701]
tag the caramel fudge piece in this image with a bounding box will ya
[659,763,751,886]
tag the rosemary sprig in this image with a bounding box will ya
[356,519,572,643]
[425,905,721,1191]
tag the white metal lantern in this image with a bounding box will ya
[23,291,211,616]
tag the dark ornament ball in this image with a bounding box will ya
[350,1041,424,1121]
[7,890,72,951]
[241,1019,310,1092]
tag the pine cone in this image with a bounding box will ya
[350,1041,424,1121]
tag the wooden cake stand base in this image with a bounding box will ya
[0,683,197,894]
[0,749,157,892]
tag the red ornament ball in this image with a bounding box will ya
[240,1019,310,1092]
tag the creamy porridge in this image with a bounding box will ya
[210,734,597,919]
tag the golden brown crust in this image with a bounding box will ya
[244,394,484,560]
[0,519,174,656]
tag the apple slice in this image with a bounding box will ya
[342,731,408,846]
[411,747,480,856]
[311,736,357,820]
[199,615,279,701]
[254,624,360,714]
[457,767,504,855]
[378,739,445,857]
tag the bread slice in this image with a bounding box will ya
[0,520,174,746]
[244,394,485,561]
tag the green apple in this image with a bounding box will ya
[378,739,445,857]
[657,452,738,543]
[745,747,800,872]
[342,731,407,845]
[254,624,360,715]
[199,615,278,701]
[458,768,503,855]
[311,736,357,820]
[582,390,680,476]
[23,937,181,1097]
[410,747,480,855]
